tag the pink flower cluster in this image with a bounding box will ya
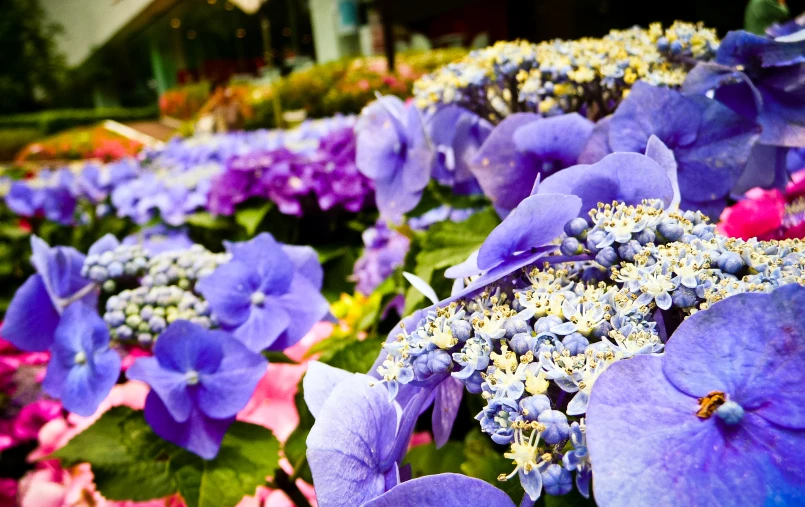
[718,169,805,240]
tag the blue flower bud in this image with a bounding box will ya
[104,310,126,327]
[634,228,655,245]
[595,247,619,268]
[560,237,583,256]
[149,316,167,334]
[503,318,529,338]
[509,332,534,355]
[561,332,589,355]
[717,251,744,274]
[538,409,571,444]
[563,217,589,239]
[519,395,551,421]
[107,261,124,278]
[535,315,563,334]
[463,370,484,394]
[617,240,642,262]
[427,349,452,375]
[137,333,153,346]
[99,251,114,266]
[541,464,573,496]
[656,36,670,51]
[451,320,472,343]
[591,320,612,339]
[670,40,683,55]
[672,286,699,309]
[657,220,684,242]
[89,265,108,282]
[586,230,607,254]
[116,325,133,340]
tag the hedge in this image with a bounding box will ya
[0,106,159,135]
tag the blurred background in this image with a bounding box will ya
[1,0,803,162]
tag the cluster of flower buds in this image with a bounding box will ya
[82,245,149,292]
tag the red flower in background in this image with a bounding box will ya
[718,169,805,240]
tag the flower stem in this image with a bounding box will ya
[271,469,311,507]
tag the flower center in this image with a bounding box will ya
[715,400,745,425]
[185,370,200,386]
[783,197,805,230]
[250,291,266,306]
[74,351,87,365]
[696,390,727,419]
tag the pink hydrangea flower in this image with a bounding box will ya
[718,169,805,240]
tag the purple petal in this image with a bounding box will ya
[463,247,555,294]
[281,244,324,290]
[663,285,805,429]
[362,473,516,507]
[196,336,267,419]
[307,376,397,507]
[1,274,60,351]
[587,355,765,506]
[513,113,594,167]
[468,113,542,212]
[539,152,675,214]
[58,347,120,417]
[152,321,224,374]
[577,116,613,164]
[356,100,405,181]
[231,303,291,352]
[609,82,700,152]
[644,135,680,208]
[303,362,354,419]
[225,234,294,296]
[269,274,329,350]
[127,357,193,422]
[144,391,233,460]
[87,234,120,256]
[444,250,480,279]
[432,376,464,448]
[195,261,256,328]
[477,193,581,270]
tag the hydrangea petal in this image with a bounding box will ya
[1,275,60,351]
[307,376,398,507]
[269,274,329,351]
[663,285,805,429]
[143,391,233,460]
[126,357,193,422]
[195,261,256,327]
[196,336,267,419]
[432,376,464,448]
[282,244,324,290]
[303,361,353,419]
[477,193,581,270]
[232,302,291,352]
[151,321,224,374]
[587,355,765,506]
[362,473,516,507]
[513,113,594,168]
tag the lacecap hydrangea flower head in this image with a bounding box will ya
[2,230,329,458]
[303,145,805,506]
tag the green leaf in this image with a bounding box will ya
[236,202,273,236]
[323,336,385,374]
[176,422,282,507]
[404,207,499,314]
[0,223,29,239]
[51,407,282,507]
[460,429,523,504]
[185,212,231,230]
[282,378,315,483]
[403,441,465,478]
[544,489,596,507]
[262,350,299,364]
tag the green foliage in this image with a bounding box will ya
[235,202,273,236]
[460,429,525,504]
[403,207,499,315]
[0,128,43,161]
[51,407,281,507]
[0,107,159,135]
[282,380,315,484]
[404,441,465,478]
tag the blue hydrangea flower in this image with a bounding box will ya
[683,30,805,149]
[360,473,516,507]
[582,81,761,216]
[562,420,592,498]
[3,236,96,351]
[306,372,433,507]
[41,303,121,416]
[196,233,328,352]
[426,105,492,193]
[123,224,194,255]
[586,284,805,506]
[477,398,521,445]
[468,113,593,214]
[356,96,434,223]
[127,320,266,459]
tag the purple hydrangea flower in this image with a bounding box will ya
[468,113,593,214]
[581,81,761,216]
[127,320,266,459]
[196,233,328,352]
[427,105,493,193]
[6,169,78,225]
[42,303,120,417]
[356,96,434,223]
[361,473,516,507]
[306,371,434,507]
[586,284,805,506]
[3,236,96,351]
[352,221,411,295]
[122,225,194,255]
[683,30,805,149]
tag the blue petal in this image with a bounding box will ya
[127,357,193,422]
[307,376,398,507]
[143,391,233,460]
[361,473,516,507]
[269,273,329,351]
[196,261,256,328]
[152,321,224,374]
[538,152,674,214]
[281,244,324,290]
[513,113,594,167]
[224,234,294,295]
[197,335,267,419]
[431,376,463,448]
[303,361,353,419]
[578,116,613,164]
[1,274,60,351]
[477,193,581,270]
[232,302,291,352]
[88,234,121,256]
